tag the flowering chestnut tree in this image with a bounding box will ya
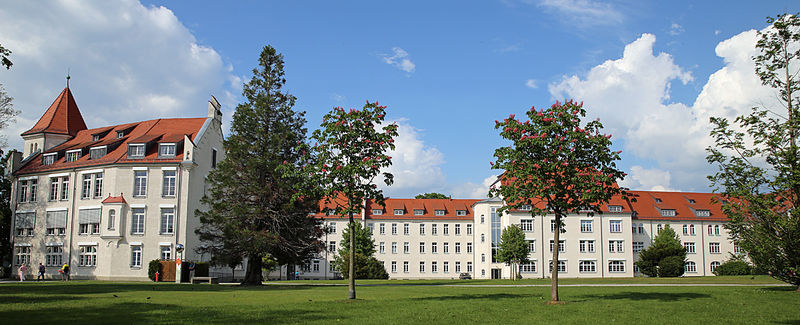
[307,101,398,299]
[490,99,628,303]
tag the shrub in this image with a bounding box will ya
[714,260,752,276]
[336,253,389,279]
[148,259,162,281]
[658,255,685,277]
[193,262,210,277]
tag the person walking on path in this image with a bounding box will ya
[18,264,28,282]
[61,264,70,281]
[37,263,46,281]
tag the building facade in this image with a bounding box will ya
[8,86,224,280]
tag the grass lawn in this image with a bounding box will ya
[0,278,797,324]
[270,275,785,286]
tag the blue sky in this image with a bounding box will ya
[0,1,797,198]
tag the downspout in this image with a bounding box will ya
[174,164,182,255]
[67,168,78,274]
[700,221,706,276]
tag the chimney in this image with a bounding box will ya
[5,150,22,177]
[208,95,222,123]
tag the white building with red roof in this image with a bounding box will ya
[8,85,224,280]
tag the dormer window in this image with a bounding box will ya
[608,205,623,213]
[434,210,445,216]
[89,146,107,160]
[695,210,710,217]
[65,149,81,162]
[92,134,101,141]
[688,199,696,204]
[372,209,383,215]
[394,209,404,216]
[520,205,532,211]
[456,210,467,216]
[660,209,676,217]
[414,209,424,216]
[158,143,176,158]
[117,131,126,138]
[42,153,56,166]
[655,198,662,203]
[128,144,145,158]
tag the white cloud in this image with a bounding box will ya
[549,31,778,192]
[331,93,346,102]
[379,119,446,197]
[619,166,676,191]
[381,47,416,74]
[450,175,499,199]
[669,23,684,36]
[536,0,624,27]
[525,79,538,89]
[714,30,721,36]
[0,1,237,150]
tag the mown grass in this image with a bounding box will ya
[0,279,796,324]
[271,275,784,285]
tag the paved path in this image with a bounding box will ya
[262,282,791,287]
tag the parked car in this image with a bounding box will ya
[459,273,472,280]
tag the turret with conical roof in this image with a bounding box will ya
[21,83,87,157]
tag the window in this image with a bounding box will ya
[520,219,534,231]
[419,224,425,235]
[379,223,385,235]
[79,245,97,267]
[660,209,676,217]
[46,246,63,266]
[17,180,29,202]
[710,261,721,273]
[467,262,473,273]
[632,242,645,253]
[690,225,695,235]
[49,178,59,201]
[29,179,38,202]
[419,261,425,273]
[313,260,320,272]
[133,171,147,197]
[14,211,35,236]
[520,204,532,211]
[160,170,177,197]
[455,224,461,235]
[46,210,67,236]
[379,242,385,254]
[454,242,462,254]
[391,242,397,254]
[456,261,462,273]
[131,245,142,267]
[655,198,662,203]
[709,242,720,254]
[65,149,81,162]
[696,210,710,217]
[685,261,697,273]
[431,242,438,254]
[368,224,375,234]
[93,173,103,198]
[684,242,695,254]
[432,224,438,235]
[372,209,383,215]
[329,241,336,253]
[403,261,409,273]
[90,146,107,160]
[609,220,622,233]
[550,219,566,233]
[131,208,145,235]
[82,174,92,199]
[579,240,595,253]
[159,143,176,158]
[608,240,624,253]
[549,240,565,253]
[211,148,217,168]
[160,208,175,234]
[657,224,663,233]
[43,153,56,165]
[60,177,69,200]
[419,242,425,253]
[608,261,625,273]
[403,223,409,235]
[443,224,449,235]
[432,261,438,273]
[128,144,145,158]
[549,260,567,273]
[456,210,467,216]
[466,224,473,235]
[734,243,743,255]
[117,130,126,138]
[435,210,445,216]
[443,242,449,254]
[393,209,403,216]
[608,205,623,212]
[714,225,720,235]
[78,208,101,235]
[15,246,31,265]
[329,222,336,234]
[414,209,424,216]
[391,261,397,273]
[580,220,593,233]
[708,225,713,235]
[404,242,409,254]
[161,246,172,260]
[481,254,486,263]
[579,260,596,273]
[683,224,689,235]
[638,224,645,234]
[480,215,484,224]
[521,261,536,273]
[527,240,536,253]
[481,234,485,243]
[390,223,397,235]
[467,242,473,253]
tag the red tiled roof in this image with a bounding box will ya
[15,117,206,175]
[21,87,87,137]
[101,194,127,204]
[627,191,727,221]
[365,198,479,220]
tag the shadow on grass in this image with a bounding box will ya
[0,295,88,305]
[757,286,797,292]
[573,291,710,302]
[0,281,318,296]
[412,293,542,301]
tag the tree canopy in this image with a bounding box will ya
[495,224,529,280]
[333,221,387,279]
[706,13,800,289]
[195,45,321,285]
[490,99,627,302]
[0,44,11,70]
[414,192,449,199]
[635,225,687,277]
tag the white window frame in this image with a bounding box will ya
[158,143,177,158]
[131,245,143,268]
[65,149,82,162]
[128,144,146,158]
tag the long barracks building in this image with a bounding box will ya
[9,87,739,280]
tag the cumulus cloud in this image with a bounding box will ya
[536,0,624,27]
[378,119,446,197]
[0,0,237,150]
[381,47,416,74]
[549,31,778,192]
[525,79,538,89]
[450,175,499,199]
[619,166,676,191]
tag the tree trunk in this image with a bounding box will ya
[242,254,263,285]
[551,213,561,302]
[348,212,356,299]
